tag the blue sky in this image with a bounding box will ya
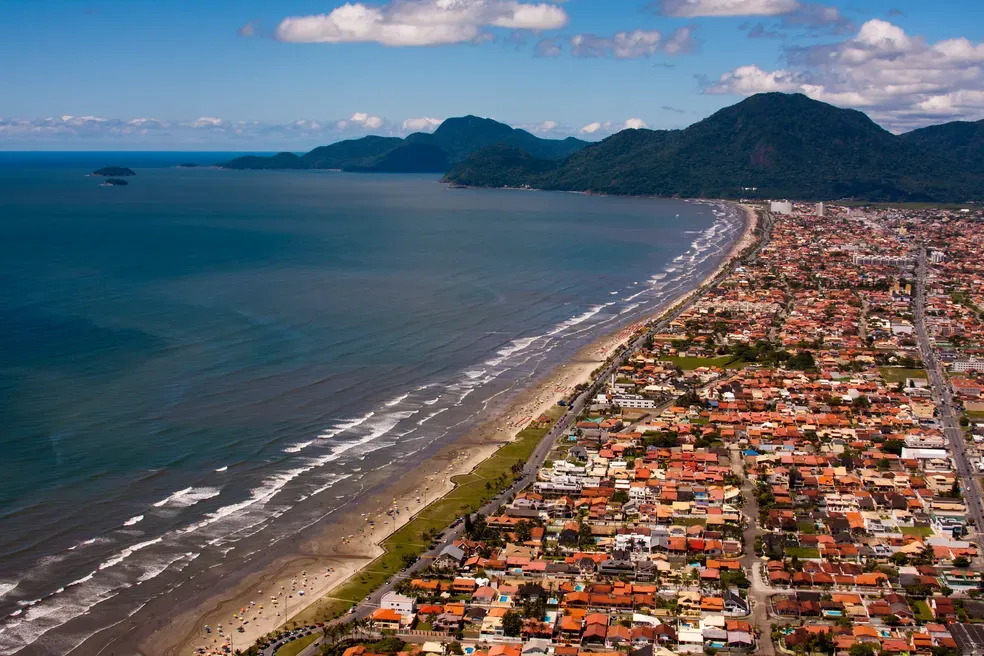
[2,0,984,149]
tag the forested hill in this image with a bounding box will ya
[221,117,587,173]
[444,93,984,203]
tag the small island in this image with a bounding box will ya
[177,163,199,168]
[103,178,129,186]
[93,166,136,177]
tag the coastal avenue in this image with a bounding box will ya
[913,248,984,562]
[275,206,769,656]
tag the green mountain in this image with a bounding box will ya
[300,136,404,169]
[221,152,307,170]
[445,93,984,202]
[221,117,588,173]
[900,119,984,175]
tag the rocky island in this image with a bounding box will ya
[103,178,129,186]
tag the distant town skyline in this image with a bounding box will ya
[2,0,984,148]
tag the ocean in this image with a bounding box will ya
[0,152,744,654]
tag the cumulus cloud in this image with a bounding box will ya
[402,117,444,132]
[578,119,651,136]
[275,0,568,47]
[571,27,696,59]
[656,0,799,17]
[705,19,984,130]
[658,0,848,34]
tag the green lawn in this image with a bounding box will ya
[879,367,927,384]
[785,547,820,559]
[797,521,817,534]
[913,600,934,622]
[901,526,934,537]
[966,411,984,421]
[296,408,564,624]
[661,356,746,370]
[276,633,319,656]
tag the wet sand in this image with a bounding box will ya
[126,202,757,656]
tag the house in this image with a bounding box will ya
[380,591,416,615]
[724,590,750,616]
[435,545,466,569]
[370,608,404,631]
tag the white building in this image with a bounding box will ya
[816,202,826,217]
[380,591,416,615]
[613,394,656,409]
[952,359,984,373]
[770,201,793,215]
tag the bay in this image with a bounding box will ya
[0,155,741,654]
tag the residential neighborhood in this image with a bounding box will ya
[249,204,984,656]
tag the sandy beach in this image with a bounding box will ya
[138,201,759,656]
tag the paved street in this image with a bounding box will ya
[913,248,984,562]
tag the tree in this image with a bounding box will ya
[849,643,877,656]
[882,440,905,456]
[448,643,464,655]
[787,351,816,371]
[515,520,533,543]
[464,513,473,536]
[612,490,629,504]
[953,556,970,568]
[502,611,522,637]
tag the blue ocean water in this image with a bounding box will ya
[0,153,742,654]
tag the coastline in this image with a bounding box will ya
[117,201,758,656]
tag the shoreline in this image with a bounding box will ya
[110,201,758,656]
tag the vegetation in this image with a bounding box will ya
[879,367,927,384]
[659,355,745,370]
[222,117,586,172]
[276,632,319,656]
[444,93,984,202]
[296,407,564,624]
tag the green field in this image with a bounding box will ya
[879,368,927,384]
[276,633,319,656]
[661,356,746,370]
[967,411,984,421]
[901,526,934,537]
[913,600,934,622]
[295,408,564,624]
[785,547,820,559]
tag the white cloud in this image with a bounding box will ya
[190,117,224,128]
[339,112,384,130]
[658,0,799,17]
[275,0,568,47]
[578,119,649,137]
[402,117,444,132]
[571,27,696,59]
[706,19,984,130]
[535,37,562,57]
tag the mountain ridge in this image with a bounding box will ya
[444,93,984,202]
[221,117,587,173]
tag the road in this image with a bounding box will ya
[912,248,984,561]
[277,207,772,656]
